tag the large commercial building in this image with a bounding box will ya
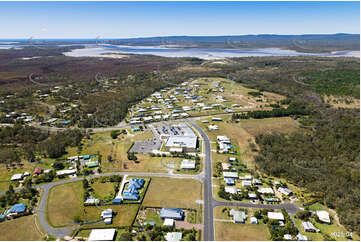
[162,123,198,152]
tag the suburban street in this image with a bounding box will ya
[0,119,301,240]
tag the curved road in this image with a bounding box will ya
[1,119,301,240]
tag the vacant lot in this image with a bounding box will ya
[215,222,270,241]
[0,215,44,241]
[47,181,83,227]
[142,177,202,210]
[91,182,116,200]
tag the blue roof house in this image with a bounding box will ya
[7,203,26,214]
[121,178,145,201]
[112,198,123,204]
[224,178,235,185]
[122,193,139,200]
[160,208,184,220]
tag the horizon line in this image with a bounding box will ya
[0,33,360,40]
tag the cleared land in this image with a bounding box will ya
[0,215,44,241]
[215,222,270,241]
[142,177,202,209]
[47,181,84,227]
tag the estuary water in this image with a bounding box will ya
[63,44,360,59]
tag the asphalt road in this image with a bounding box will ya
[188,120,300,241]
[188,119,215,241]
[1,119,301,240]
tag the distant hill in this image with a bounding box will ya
[107,33,360,53]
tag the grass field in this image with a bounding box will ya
[80,204,139,228]
[91,182,116,200]
[142,177,202,210]
[47,181,84,227]
[0,215,44,241]
[215,222,271,241]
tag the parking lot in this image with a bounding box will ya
[129,138,162,154]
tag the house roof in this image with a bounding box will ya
[88,229,116,241]
[224,178,235,185]
[230,210,246,223]
[278,187,293,195]
[221,163,231,170]
[316,210,330,223]
[180,159,196,169]
[258,187,274,194]
[8,203,26,213]
[160,208,183,219]
[165,232,182,241]
[267,212,284,221]
[296,233,308,241]
[225,186,237,194]
[11,173,23,181]
[283,234,293,240]
[163,218,175,226]
[223,171,238,178]
[302,221,318,231]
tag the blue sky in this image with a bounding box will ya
[0,1,359,38]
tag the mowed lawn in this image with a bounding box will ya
[0,215,44,241]
[142,177,202,209]
[215,222,270,241]
[47,181,84,227]
[81,204,139,228]
[91,182,115,199]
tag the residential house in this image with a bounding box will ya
[180,159,196,170]
[160,208,184,220]
[250,217,258,224]
[230,209,246,223]
[267,212,284,221]
[296,233,308,241]
[224,178,235,185]
[33,167,44,177]
[302,221,319,233]
[88,229,116,241]
[258,187,274,195]
[316,210,331,224]
[165,232,182,241]
[278,187,293,196]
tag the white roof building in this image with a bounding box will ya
[163,218,175,227]
[56,169,76,176]
[101,209,113,219]
[223,171,238,178]
[242,180,252,186]
[208,125,219,130]
[165,136,197,150]
[180,159,196,169]
[278,187,293,196]
[11,173,23,181]
[221,163,231,170]
[284,234,293,240]
[316,210,331,223]
[250,216,258,224]
[302,221,319,232]
[165,232,182,241]
[88,229,116,241]
[225,186,238,194]
[296,233,308,241]
[258,187,274,194]
[267,212,284,221]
